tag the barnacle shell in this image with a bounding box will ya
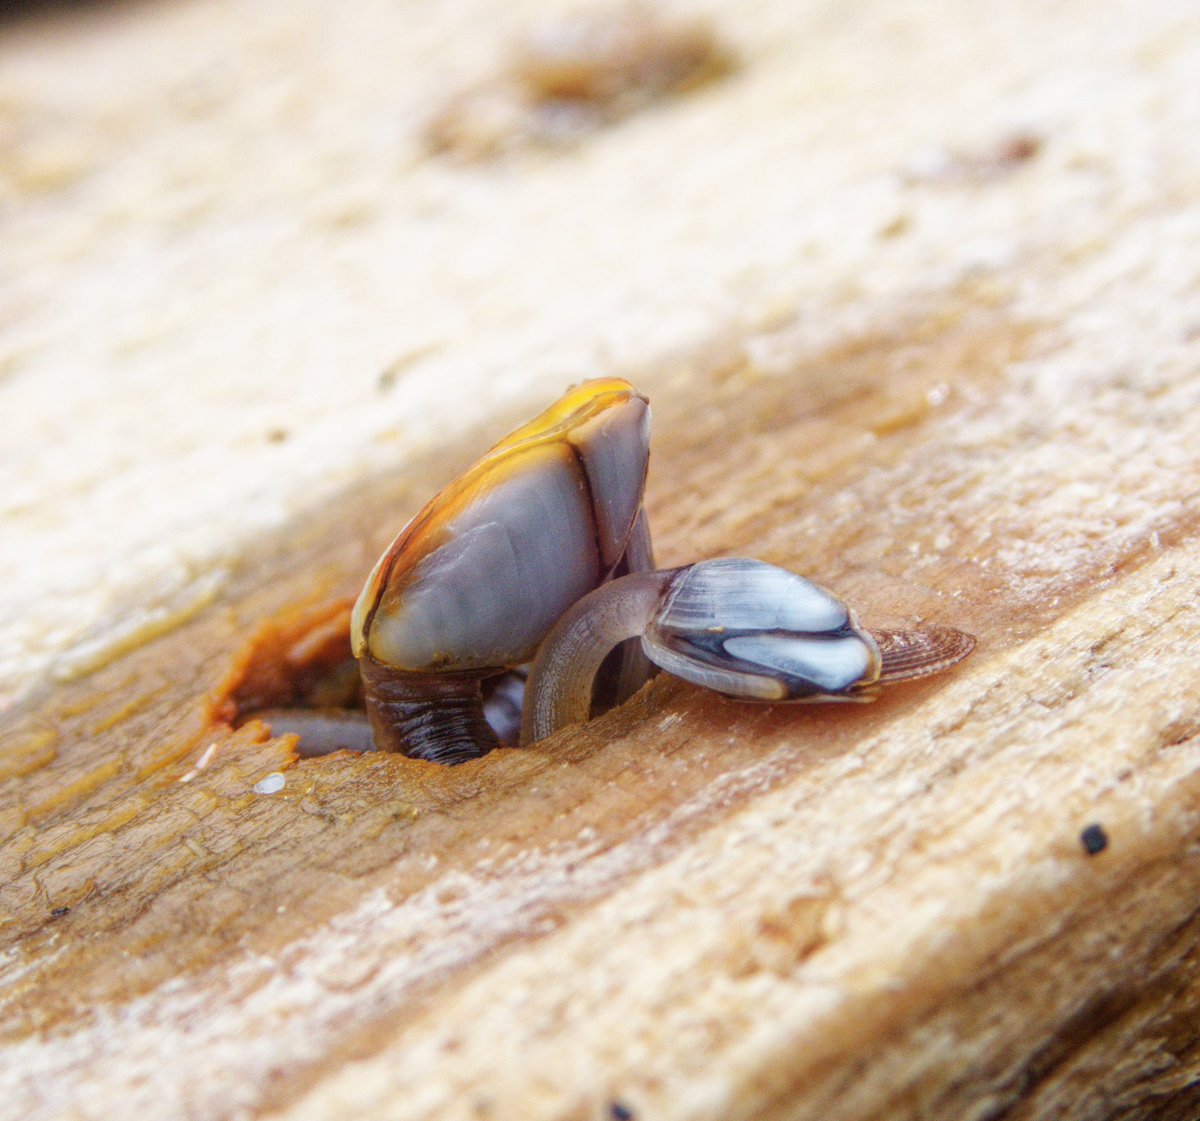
[352,378,650,673]
[641,558,882,701]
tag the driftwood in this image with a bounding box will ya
[3,1,1200,1119]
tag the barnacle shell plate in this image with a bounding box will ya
[353,378,650,672]
[642,558,882,701]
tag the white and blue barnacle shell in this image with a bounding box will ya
[641,558,882,701]
[364,442,601,671]
[352,378,651,675]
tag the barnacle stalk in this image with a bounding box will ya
[358,659,498,765]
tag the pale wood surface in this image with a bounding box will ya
[3,1,1200,1119]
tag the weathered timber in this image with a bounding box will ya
[3,1,1200,1120]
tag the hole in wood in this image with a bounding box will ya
[209,598,365,755]
[209,599,525,757]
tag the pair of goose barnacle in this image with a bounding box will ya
[266,379,974,764]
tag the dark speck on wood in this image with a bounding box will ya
[1080,823,1108,856]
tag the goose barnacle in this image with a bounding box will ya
[521,557,976,745]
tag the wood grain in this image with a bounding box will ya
[3,1,1200,1119]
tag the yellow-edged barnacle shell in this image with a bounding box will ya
[352,378,650,674]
